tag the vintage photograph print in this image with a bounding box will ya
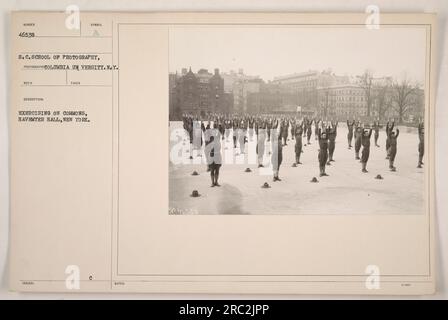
[168,26,427,215]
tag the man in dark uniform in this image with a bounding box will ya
[267,118,272,142]
[314,118,320,141]
[256,119,267,168]
[281,119,289,146]
[290,118,296,140]
[238,118,247,154]
[224,119,231,142]
[373,120,380,147]
[306,119,313,145]
[232,118,239,149]
[327,121,338,164]
[294,122,304,165]
[271,129,283,181]
[183,115,194,160]
[205,127,222,187]
[247,117,254,141]
[360,128,373,173]
[303,118,309,138]
[385,119,395,159]
[354,125,363,160]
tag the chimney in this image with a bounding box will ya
[214,68,219,75]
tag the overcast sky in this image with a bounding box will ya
[169,26,426,83]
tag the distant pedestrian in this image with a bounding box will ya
[294,122,304,165]
[271,129,283,182]
[318,128,329,177]
[205,129,222,187]
[385,119,395,159]
[347,119,355,149]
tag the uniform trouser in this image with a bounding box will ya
[256,139,265,165]
[348,132,353,146]
[418,143,424,164]
[361,147,370,163]
[307,132,312,143]
[272,158,282,177]
[239,130,246,153]
[374,133,379,145]
[386,138,391,157]
[318,150,328,173]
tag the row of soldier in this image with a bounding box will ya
[181,114,424,185]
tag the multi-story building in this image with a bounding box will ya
[317,84,367,119]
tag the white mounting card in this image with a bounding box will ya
[9,11,436,294]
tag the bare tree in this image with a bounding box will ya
[391,77,420,124]
[357,70,374,117]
